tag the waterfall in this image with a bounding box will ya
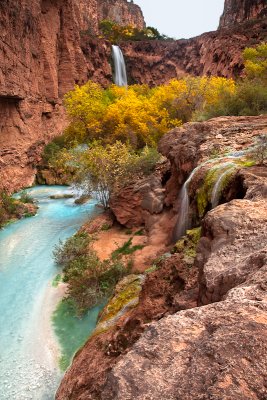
[211,163,236,208]
[174,163,204,240]
[174,155,244,241]
[112,45,128,87]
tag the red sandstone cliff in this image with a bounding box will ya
[97,0,145,31]
[121,17,267,86]
[0,0,144,191]
[219,0,267,27]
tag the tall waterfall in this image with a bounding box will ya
[112,45,128,87]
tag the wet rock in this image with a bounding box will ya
[198,199,267,304]
[56,255,198,399]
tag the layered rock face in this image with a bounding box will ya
[219,0,267,27]
[57,115,267,399]
[97,0,145,30]
[0,0,144,192]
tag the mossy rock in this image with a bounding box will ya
[93,274,145,337]
[50,194,74,199]
[173,227,201,266]
[74,195,91,205]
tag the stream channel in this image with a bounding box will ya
[0,185,101,400]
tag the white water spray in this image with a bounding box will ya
[112,45,128,87]
[211,163,236,208]
[174,163,204,240]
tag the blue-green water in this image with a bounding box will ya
[0,186,99,400]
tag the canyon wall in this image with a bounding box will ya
[122,17,267,86]
[219,0,267,27]
[0,0,143,191]
[56,115,267,400]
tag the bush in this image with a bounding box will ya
[0,191,34,228]
[42,134,69,166]
[98,20,173,43]
[53,232,91,268]
[200,80,267,120]
[64,141,161,209]
[249,134,267,165]
[54,232,131,315]
[19,191,34,204]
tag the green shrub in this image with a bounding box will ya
[53,232,91,268]
[54,232,131,315]
[98,20,173,43]
[19,191,34,204]
[42,135,68,165]
[111,238,144,259]
[0,191,19,227]
[249,134,267,165]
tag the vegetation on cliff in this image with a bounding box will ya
[49,44,267,153]
[97,20,173,43]
[61,77,235,148]
[202,43,267,119]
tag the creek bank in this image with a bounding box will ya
[0,196,38,229]
[56,115,267,399]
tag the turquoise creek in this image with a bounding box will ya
[0,186,100,400]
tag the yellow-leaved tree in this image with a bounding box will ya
[60,141,161,209]
[243,42,267,83]
[64,81,110,144]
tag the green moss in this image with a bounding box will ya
[236,159,256,167]
[173,227,201,266]
[111,238,144,259]
[52,274,62,288]
[144,265,157,274]
[101,223,111,231]
[197,167,220,217]
[134,229,144,236]
[99,275,143,324]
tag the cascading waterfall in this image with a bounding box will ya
[211,163,236,208]
[112,45,128,87]
[174,153,245,241]
[174,163,205,240]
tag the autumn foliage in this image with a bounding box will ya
[63,77,236,148]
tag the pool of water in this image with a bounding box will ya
[0,186,99,400]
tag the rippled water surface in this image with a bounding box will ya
[0,186,99,400]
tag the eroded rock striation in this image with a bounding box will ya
[219,0,267,28]
[122,16,267,85]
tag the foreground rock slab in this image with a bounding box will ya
[102,298,267,400]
